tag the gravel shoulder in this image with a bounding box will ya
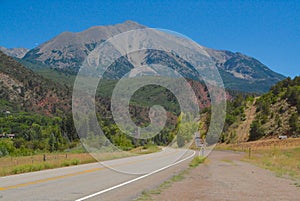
[150,150,300,201]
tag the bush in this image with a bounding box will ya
[0,139,15,156]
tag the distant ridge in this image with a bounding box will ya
[0,46,29,58]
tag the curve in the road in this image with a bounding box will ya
[75,150,195,201]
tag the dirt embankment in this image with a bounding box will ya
[236,99,257,142]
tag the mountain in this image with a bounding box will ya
[21,21,285,93]
[23,20,145,74]
[0,46,29,58]
[0,51,71,115]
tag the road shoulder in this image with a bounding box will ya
[145,150,300,201]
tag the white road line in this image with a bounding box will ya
[75,150,196,201]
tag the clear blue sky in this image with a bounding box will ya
[0,0,299,77]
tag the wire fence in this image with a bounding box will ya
[226,138,300,151]
[0,153,95,169]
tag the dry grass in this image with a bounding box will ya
[244,147,300,180]
[216,138,300,182]
[0,146,161,176]
[0,153,96,176]
[217,138,300,151]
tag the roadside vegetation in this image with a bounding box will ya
[216,138,300,183]
[189,156,206,167]
[0,144,160,176]
[245,147,300,181]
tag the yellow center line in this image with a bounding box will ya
[0,167,104,191]
[0,149,180,191]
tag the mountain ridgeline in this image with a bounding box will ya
[0,46,29,59]
[19,21,285,93]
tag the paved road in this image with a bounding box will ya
[0,148,195,201]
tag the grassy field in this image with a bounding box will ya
[244,147,300,181]
[216,138,300,183]
[0,145,161,176]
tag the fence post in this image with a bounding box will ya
[248,147,252,159]
[43,154,46,162]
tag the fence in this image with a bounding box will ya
[0,153,95,169]
[228,138,300,151]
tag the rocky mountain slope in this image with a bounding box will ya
[19,21,285,93]
[23,21,145,74]
[206,49,286,92]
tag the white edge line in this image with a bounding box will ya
[75,150,196,201]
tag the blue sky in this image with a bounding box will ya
[0,0,299,77]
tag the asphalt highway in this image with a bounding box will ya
[0,148,195,201]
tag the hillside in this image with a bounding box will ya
[0,51,71,115]
[219,76,300,143]
[249,76,300,140]
[19,21,285,93]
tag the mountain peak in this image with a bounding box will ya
[23,21,147,72]
[80,20,145,34]
[123,20,143,26]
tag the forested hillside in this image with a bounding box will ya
[0,51,71,115]
[249,76,300,140]
[0,51,77,156]
[217,76,300,143]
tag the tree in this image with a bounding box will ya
[176,134,185,147]
[289,113,299,134]
[249,120,265,141]
[49,133,56,152]
[61,114,78,141]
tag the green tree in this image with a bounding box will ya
[61,114,78,141]
[249,120,265,141]
[49,133,56,152]
[289,113,299,134]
